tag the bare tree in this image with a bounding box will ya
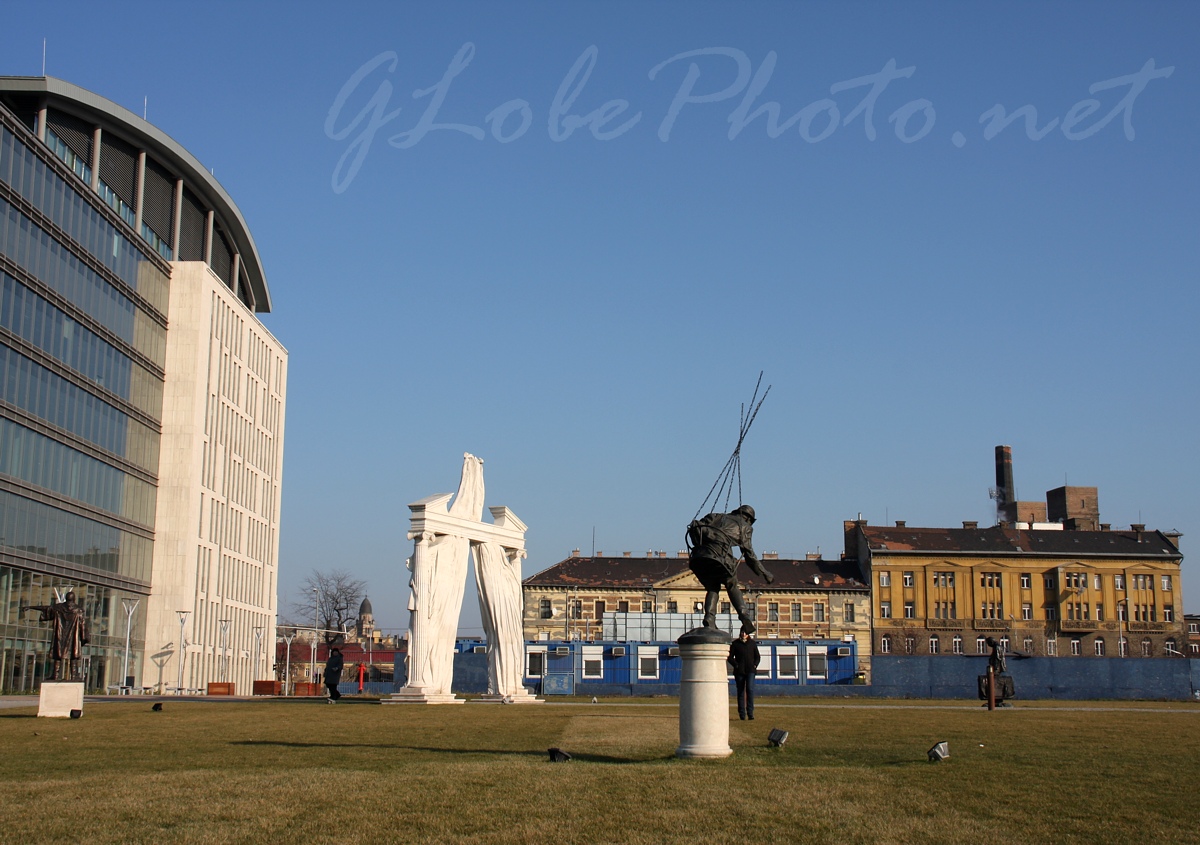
[291,569,367,643]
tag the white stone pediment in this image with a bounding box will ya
[656,569,703,589]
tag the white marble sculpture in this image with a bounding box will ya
[385,453,538,704]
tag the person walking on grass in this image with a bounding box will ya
[324,647,344,703]
[728,630,760,720]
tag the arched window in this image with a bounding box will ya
[1119,637,1128,657]
[880,634,891,654]
[1094,638,1105,656]
[952,635,963,654]
[1141,638,1153,657]
[904,636,915,655]
[976,636,987,654]
[1165,637,1178,656]
[929,635,940,654]
[1023,637,1033,654]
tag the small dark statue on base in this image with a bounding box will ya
[687,505,773,635]
[23,591,89,681]
[977,636,1015,705]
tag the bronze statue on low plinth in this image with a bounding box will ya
[23,591,89,682]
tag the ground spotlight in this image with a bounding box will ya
[548,747,572,762]
[927,741,949,762]
[767,729,788,747]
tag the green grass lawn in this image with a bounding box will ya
[2,697,1197,844]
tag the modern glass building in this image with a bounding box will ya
[0,77,287,693]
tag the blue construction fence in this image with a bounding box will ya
[387,643,1200,701]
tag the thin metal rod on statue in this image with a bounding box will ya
[693,372,771,520]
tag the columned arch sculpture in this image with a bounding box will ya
[384,454,539,704]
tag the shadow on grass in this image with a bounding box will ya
[0,713,36,719]
[229,740,668,763]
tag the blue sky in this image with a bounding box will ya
[4,2,1197,632]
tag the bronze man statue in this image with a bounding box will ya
[23,591,89,681]
[687,505,773,634]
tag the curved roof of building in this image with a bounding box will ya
[359,596,373,616]
[0,76,272,312]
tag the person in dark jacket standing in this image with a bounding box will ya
[324,647,344,702]
[728,631,760,720]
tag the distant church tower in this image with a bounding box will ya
[357,597,375,641]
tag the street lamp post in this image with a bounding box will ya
[219,619,231,683]
[176,610,190,694]
[1117,598,1128,657]
[283,632,295,695]
[311,588,320,685]
[253,626,264,682]
[120,598,140,691]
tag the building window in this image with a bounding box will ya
[844,602,855,623]
[1044,575,1056,591]
[1093,574,1102,590]
[1023,637,1034,654]
[807,652,828,679]
[880,635,891,654]
[1094,638,1105,656]
[952,635,963,654]
[1141,638,1153,657]
[1117,603,1127,622]
[1190,643,1199,656]
[582,646,603,679]
[934,571,954,588]
[1189,622,1198,635]
[1020,573,1031,589]
[617,600,629,613]
[767,602,779,622]
[721,602,731,614]
[526,650,545,677]
[903,602,914,619]
[929,635,940,655]
[904,636,915,655]
[638,647,659,680]
[571,601,582,619]
[640,601,651,613]
[814,603,826,623]
[1045,606,1058,621]
[1165,638,1179,656]
[1161,575,1172,592]
[981,572,1001,588]
[694,601,704,613]
[1163,607,1174,623]
[1022,603,1032,621]
[778,652,798,678]
[667,601,678,614]
[879,602,891,619]
[539,598,552,619]
[1119,637,1128,657]
[903,572,914,587]
[1070,638,1082,656]
[1046,638,1057,656]
[976,636,987,654]
[791,603,802,623]
[879,571,891,587]
[999,636,1010,652]
[594,601,606,619]
[1114,574,1125,590]
[1096,604,1104,622]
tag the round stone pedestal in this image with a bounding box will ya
[676,630,733,759]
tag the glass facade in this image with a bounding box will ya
[0,106,164,691]
[0,564,145,693]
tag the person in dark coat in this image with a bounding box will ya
[324,647,344,702]
[687,504,773,634]
[728,630,760,720]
